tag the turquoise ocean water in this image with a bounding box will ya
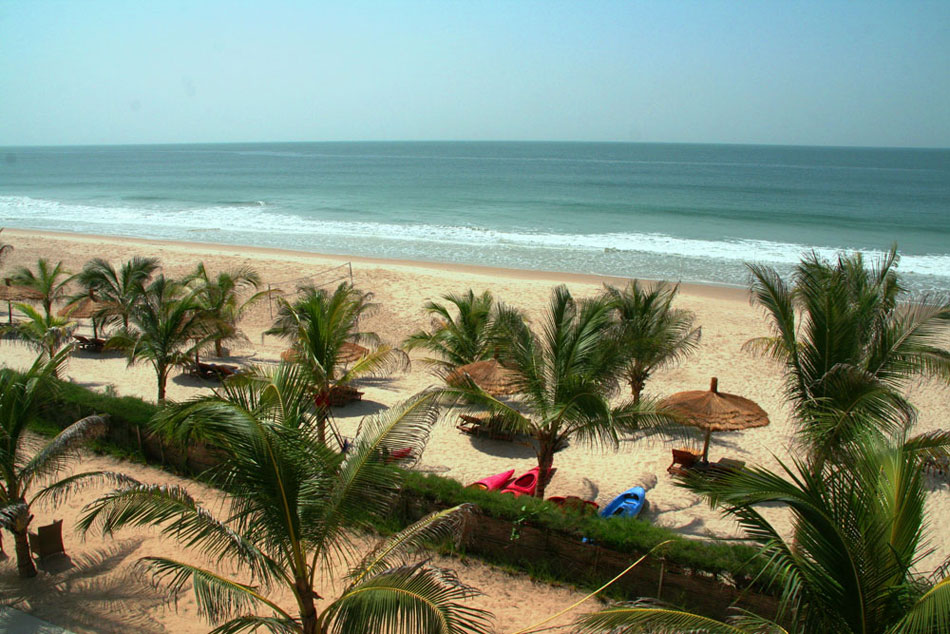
[1,142,948,291]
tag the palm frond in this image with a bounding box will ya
[886,576,950,634]
[208,615,301,634]
[142,556,293,625]
[17,415,109,490]
[348,504,474,586]
[79,483,281,584]
[29,470,138,507]
[323,562,492,634]
[0,501,29,531]
[574,600,753,634]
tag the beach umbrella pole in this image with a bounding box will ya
[702,429,711,462]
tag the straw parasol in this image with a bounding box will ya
[446,358,521,397]
[660,377,770,461]
[339,341,369,364]
[0,280,43,324]
[58,295,107,338]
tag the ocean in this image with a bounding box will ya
[1,141,948,292]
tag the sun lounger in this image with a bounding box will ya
[73,334,106,352]
[667,448,702,476]
[28,519,65,562]
[456,414,516,442]
[191,362,242,381]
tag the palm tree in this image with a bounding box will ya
[603,280,702,403]
[9,258,73,319]
[573,430,950,634]
[0,350,125,577]
[185,262,269,358]
[79,365,492,634]
[0,228,12,267]
[5,303,76,366]
[403,289,512,376]
[110,275,206,402]
[267,283,410,444]
[440,285,672,499]
[73,256,159,333]
[744,247,950,464]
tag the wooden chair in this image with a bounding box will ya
[28,519,65,562]
[456,414,515,442]
[667,448,701,476]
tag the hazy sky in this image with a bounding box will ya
[1,1,948,147]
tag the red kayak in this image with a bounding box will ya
[469,468,515,491]
[501,467,557,497]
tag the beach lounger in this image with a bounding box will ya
[28,519,65,562]
[667,448,702,476]
[73,334,106,352]
[456,414,516,442]
[191,362,242,381]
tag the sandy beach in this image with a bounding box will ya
[1,228,948,633]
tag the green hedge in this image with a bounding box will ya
[34,377,771,590]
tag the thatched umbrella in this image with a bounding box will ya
[58,297,105,338]
[339,341,369,364]
[446,358,520,397]
[0,280,43,324]
[660,377,770,461]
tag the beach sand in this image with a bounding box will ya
[1,228,948,632]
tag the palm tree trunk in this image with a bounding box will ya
[296,577,319,634]
[535,443,556,499]
[215,338,223,357]
[13,528,36,577]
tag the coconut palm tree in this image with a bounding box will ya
[9,258,73,319]
[267,283,410,444]
[403,289,513,376]
[744,247,950,465]
[185,262,269,358]
[5,303,76,367]
[0,228,12,267]
[573,429,950,634]
[79,365,492,634]
[0,350,125,577]
[109,275,207,402]
[440,285,672,499]
[73,256,159,333]
[603,280,702,403]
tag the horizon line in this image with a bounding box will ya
[2,138,950,152]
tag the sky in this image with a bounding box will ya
[1,1,948,148]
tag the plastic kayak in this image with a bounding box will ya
[469,468,516,491]
[599,486,646,518]
[501,467,557,497]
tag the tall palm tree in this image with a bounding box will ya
[744,247,950,464]
[573,430,950,634]
[110,275,206,402]
[267,283,410,444]
[441,286,672,499]
[5,303,76,367]
[185,262,269,357]
[403,289,513,376]
[603,280,702,403]
[79,365,492,634]
[0,350,125,577]
[73,256,159,333]
[0,228,12,267]
[9,258,73,319]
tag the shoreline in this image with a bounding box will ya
[2,227,753,303]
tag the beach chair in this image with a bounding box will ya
[456,414,515,442]
[328,385,363,407]
[73,334,105,352]
[28,519,65,562]
[667,448,701,476]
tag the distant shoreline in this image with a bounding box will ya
[2,227,753,303]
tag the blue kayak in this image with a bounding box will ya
[600,486,646,518]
